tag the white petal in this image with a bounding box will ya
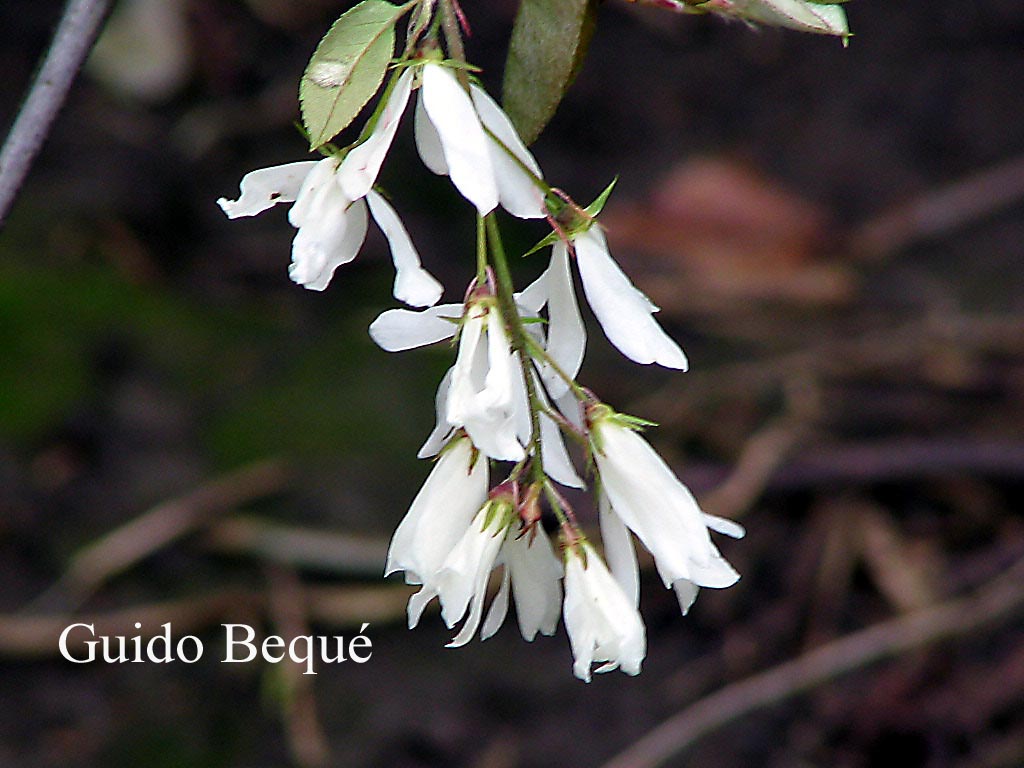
[532,373,583,488]
[288,158,341,227]
[368,302,462,352]
[338,69,414,200]
[470,83,546,219]
[574,227,688,369]
[506,530,563,640]
[440,509,508,647]
[599,496,640,608]
[542,242,586,397]
[673,580,700,616]
[480,567,511,641]
[366,191,443,308]
[290,195,368,291]
[511,353,532,448]
[447,306,525,462]
[703,513,746,539]
[516,270,548,315]
[420,64,498,214]
[387,437,490,631]
[414,91,447,175]
[217,161,318,218]
[418,367,456,459]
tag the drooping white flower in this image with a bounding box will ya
[589,406,744,614]
[487,523,563,641]
[368,297,528,462]
[572,226,688,369]
[369,297,583,484]
[217,69,442,304]
[436,497,514,646]
[414,62,545,219]
[428,490,563,647]
[563,541,646,682]
[446,299,527,462]
[384,435,489,628]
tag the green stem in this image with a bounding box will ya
[484,214,573,527]
[475,214,487,286]
[438,0,468,89]
[521,332,592,406]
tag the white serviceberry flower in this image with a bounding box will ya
[436,492,562,646]
[571,225,688,369]
[384,435,489,628]
[444,298,527,462]
[563,541,646,682]
[589,405,744,614]
[368,297,584,484]
[414,61,545,219]
[217,70,442,305]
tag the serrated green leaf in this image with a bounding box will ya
[502,0,598,146]
[300,0,402,150]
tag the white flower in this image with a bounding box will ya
[217,70,442,305]
[384,435,489,628]
[563,541,646,682]
[368,298,584,485]
[589,407,744,614]
[368,298,529,463]
[446,299,526,462]
[414,62,545,218]
[435,498,563,647]
[572,226,688,369]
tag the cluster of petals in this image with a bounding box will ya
[218,61,545,298]
[385,438,562,646]
[368,296,582,487]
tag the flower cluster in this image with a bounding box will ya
[219,25,743,681]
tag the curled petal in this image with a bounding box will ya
[290,195,368,291]
[217,161,318,218]
[366,191,443,308]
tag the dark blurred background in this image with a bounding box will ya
[1,1,1023,766]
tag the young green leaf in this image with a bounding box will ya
[300,0,403,150]
[502,0,598,147]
